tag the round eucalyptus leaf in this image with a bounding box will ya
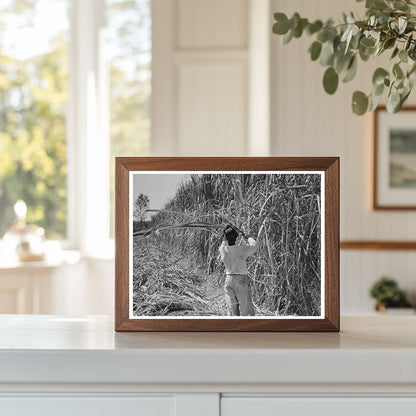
[320,40,335,66]
[293,18,308,38]
[387,88,401,113]
[342,56,357,83]
[334,52,351,72]
[273,13,290,34]
[373,82,385,96]
[359,44,375,62]
[360,37,375,48]
[400,88,411,106]
[352,91,369,115]
[369,92,383,112]
[393,63,404,79]
[309,41,322,61]
[399,50,408,63]
[317,29,328,43]
[282,29,293,44]
[372,67,389,86]
[391,47,399,59]
[383,37,396,50]
[307,20,323,35]
[323,67,339,95]
[290,12,301,30]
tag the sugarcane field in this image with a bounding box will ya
[131,172,323,317]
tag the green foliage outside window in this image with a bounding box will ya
[0,0,151,240]
[0,0,69,238]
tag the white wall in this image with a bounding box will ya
[74,0,416,316]
[271,0,416,313]
[152,0,260,156]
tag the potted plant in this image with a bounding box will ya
[272,0,416,115]
[369,276,413,313]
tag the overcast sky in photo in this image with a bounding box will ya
[132,173,188,210]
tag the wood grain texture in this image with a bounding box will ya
[341,241,416,250]
[373,106,416,210]
[115,157,340,332]
[115,159,130,330]
[325,158,340,331]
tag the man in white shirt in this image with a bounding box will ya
[219,225,257,316]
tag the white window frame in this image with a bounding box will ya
[68,0,111,258]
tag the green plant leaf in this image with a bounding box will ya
[317,29,328,43]
[359,42,375,61]
[399,49,408,63]
[309,41,322,61]
[282,29,293,44]
[320,40,335,66]
[393,0,410,11]
[273,13,290,34]
[307,20,323,35]
[391,47,399,59]
[393,63,404,79]
[383,37,396,50]
[398,16,407,34]
[366,0,388,10]
[405,34,413,50]
[360,37,375,48]
[372,67,389,86]
[293,17,309,38]
[342,56,357,82]
[323,67,339,94]
[387,87,401,112]
[369,92,383,111]
[352,91,369,115]
[401,87,411,106]
[334,52,352,72]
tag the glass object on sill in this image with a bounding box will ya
[3,200,45,262]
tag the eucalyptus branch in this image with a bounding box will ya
[272,0,416,115]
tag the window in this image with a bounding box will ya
[0,0,151,251]
[0,0,70,239]
[106,0,151,237]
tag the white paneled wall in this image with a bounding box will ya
[271,0,416,313]
[152,0,250,156]
[177,58,247,155]
[151,0,416,314]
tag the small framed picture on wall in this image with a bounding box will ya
[374,106,416,209]
[115,157,339,332]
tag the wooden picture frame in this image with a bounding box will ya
[115,157,339,332]
[373,106,416,210]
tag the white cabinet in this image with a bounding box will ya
[222,398,416,416]
[1,316,416,416]
[1,397,175,416]
[0,260,83,314]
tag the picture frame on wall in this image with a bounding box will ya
[374,106,416,210]
[115,157,339,332]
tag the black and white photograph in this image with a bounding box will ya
[129,171,324,318]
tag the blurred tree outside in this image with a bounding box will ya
[106,0,151,237]
[0,0,70,239]
[0,0,151,240]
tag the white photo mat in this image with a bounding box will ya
[128,170,325,320]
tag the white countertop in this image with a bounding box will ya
[0,315,415,386]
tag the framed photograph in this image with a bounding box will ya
[115,157,339,331]
[374,106,416,209]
